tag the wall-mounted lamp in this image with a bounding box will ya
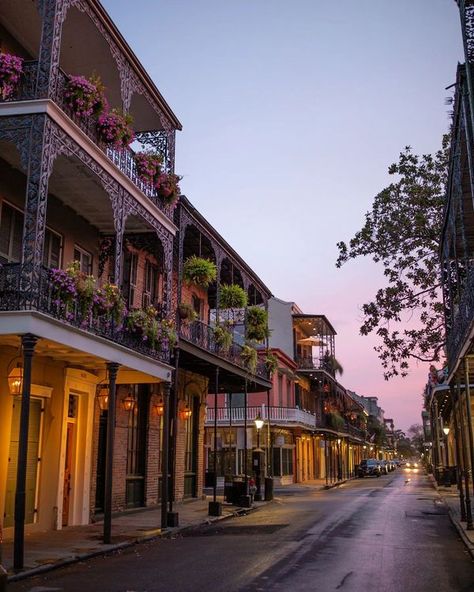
[443,426,450,436]
[122,391,136,412]
[8,364,23,395]
[178,401,192,420]
[152,398,164,417]
[96,385,109,411]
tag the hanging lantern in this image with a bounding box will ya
[179,402,192,420]
[8,365,23,395]
[96,386,109,411]
[122,391,136,412]
[152,397,164,417]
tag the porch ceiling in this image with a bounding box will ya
[0,334,163,384]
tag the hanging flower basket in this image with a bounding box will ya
[64,74,106,120]
[0,52,23,100]
[96,109,134,150]
[134,151,163,185]
[155,172,182,205]
[183,256,217,288]
[219,284,248,309]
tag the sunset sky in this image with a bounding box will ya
[103,0,463,431]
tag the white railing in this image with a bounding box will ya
[206,405,317,429]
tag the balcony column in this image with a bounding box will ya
[13,334,38,570]
[36,0,69,99]
[209,368,222,516]
[160,233,173,318]
[103,362,120,544]
[21,115,58,304]
[457,375,474,529]
[161,382,171,529]
[167,348,180,523]
[464,358,474,502]
[452,385,467,521]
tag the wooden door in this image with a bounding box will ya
[4,398,42,527]
[62,422,74,526]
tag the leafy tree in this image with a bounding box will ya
[336,137,449,379]
[408,423,425,456]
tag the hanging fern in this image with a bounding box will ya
[183,256,217,288]
[219,284,248,309]
[240,344,258,374]
[246,306,269,342]
[264,352,278,375]
[213,325,233,351]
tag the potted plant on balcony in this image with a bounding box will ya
[96,108,134,150]
[245,306,269,342]
[0,52,23,100]
[178,302,198,322]
[126,305,160,347]
[240,344,258,375]
[134,151,163,185]
[102,282,126,326]
[49,267,77,319]
[155,172,182,205]
[213,324,233,352]
[64,74,106,120]
[158,318,177,351]
[219,284,248,309]
[328,411,345,431]
[183,255,217,288]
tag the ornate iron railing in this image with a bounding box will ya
[206,406,316,428]
[0,263,170,364]
[1,62,175,221]
[446,265,474,368]
[179,319,269,381]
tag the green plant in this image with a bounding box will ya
[246,306,269,342]
[219,284,248,309]
[240,344,258,374]
[264,352,278,375]
[213,325,233,351]
[183,256,217,288]
[178,302,198,322]
[328,411,345,431]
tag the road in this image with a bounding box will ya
[9,470,474,592]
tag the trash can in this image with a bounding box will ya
[205,471,216,488]
[264,477,274,501]
[227,478,247,505]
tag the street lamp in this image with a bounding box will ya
[443,426,450,473]
[254,413,264,501]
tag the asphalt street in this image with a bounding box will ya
[9,470,474,592]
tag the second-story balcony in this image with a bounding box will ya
[179,320,269,383]
[0,263,171,365]
[206,406,317,429]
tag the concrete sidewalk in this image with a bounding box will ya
[0,477,346,583]
[431,476,474,558]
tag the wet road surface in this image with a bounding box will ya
[9,470,474,592]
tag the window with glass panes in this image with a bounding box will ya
[73,246,92,274]
[0,202,61,266]
[143,260,158,307]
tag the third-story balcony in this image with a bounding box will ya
[205,406,317,429]
[2,61,177,221]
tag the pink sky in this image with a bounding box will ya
[103,0,463,432]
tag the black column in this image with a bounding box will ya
[453,386,467,521]
[13,334,37,570]
[457,377,473,529]
[161,382,171,529]
[103,362,119,544]
[168,347,180,514]
[213,367,219,504]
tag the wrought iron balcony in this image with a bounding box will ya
[1,61,175,221]
[179,319,269,381]
[0,263,170,364]
[295,355,324,371]
[205,406,317,429]
[446,266,474,369]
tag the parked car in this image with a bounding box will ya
[358,459,381,477]
[379,460,389,474]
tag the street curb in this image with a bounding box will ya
[6,502,267,583]
[428,474,474,560]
